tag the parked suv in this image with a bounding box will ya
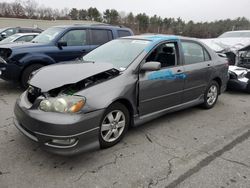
[0,27,42,41]
[0,24,133,87]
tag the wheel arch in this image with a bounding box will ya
[19,56,55,81]
[212,77,222,94]
[107,98,135,127]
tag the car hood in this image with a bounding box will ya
[29,62,119,92]
[200,37,250,53]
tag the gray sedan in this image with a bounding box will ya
[14,35,229,155]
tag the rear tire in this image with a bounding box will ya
[99,102,130,149]
[21,64,43,89]
[202,81,219,109]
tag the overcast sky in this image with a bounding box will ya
[3,0,250,22]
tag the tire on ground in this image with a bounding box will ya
[202,80,219,109]
[21,64,43,89]
[99,102,130,149]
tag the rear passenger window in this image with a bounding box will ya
[181,41,211,64]
[91,29,112,45]
[118,30,131,37]
[59,30,87,46]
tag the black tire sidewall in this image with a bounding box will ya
[99,102,130,149]
[246,82,250,93]
[203,81,219,109]
[21,64,43,89]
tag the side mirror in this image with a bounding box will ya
[141,61,161,72]
[1,32,7,38]
[57,41,67,49]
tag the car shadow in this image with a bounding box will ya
[0,80,23,94]
[225,90,249,96]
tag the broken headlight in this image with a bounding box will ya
[39,96,86,113]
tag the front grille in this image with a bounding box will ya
[27,86,41,104]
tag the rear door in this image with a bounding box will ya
[181,40,213,102]
[89,29,113,51]
[53,29,91,62]
[138,41,186,116]
[117,30,132,37]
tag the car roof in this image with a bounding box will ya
[14,33,39,36]
[224,30,250,33]
[52,24,131,30]
[123,34,196,42]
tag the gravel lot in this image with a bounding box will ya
[0,79,250,188]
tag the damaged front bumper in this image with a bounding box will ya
[228,66,250,93]
[14,92,105,155]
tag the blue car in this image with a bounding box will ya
[0,24,133,88]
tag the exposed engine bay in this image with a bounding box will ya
[27,68,120,104]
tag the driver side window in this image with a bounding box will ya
[146,42,178,68]
[59,30,87,46]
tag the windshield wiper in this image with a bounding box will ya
[81,59,95,63]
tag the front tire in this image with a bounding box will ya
[202,81,219,109]
[21,64,43,89]
[99,102,129,149]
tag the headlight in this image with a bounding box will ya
[39,96,86,113]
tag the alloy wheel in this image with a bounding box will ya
[207,85,218,106]
[101,110,126,143]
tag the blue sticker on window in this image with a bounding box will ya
[148,70,186,80]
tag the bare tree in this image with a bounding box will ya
[0,2,13,17]
[12,0,25,17]
[24,0,38,18]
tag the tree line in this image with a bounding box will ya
[1,0,250,38]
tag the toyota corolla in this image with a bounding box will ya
[14,35,228,155]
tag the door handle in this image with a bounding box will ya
[81,49,86,52]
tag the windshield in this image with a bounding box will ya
[31,27,63,43]
[83,39,150,70]
[0,34,20,43]
[0,28,7,33]
[219,32,250,38]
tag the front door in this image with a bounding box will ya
[53,29,90,62]
[138,41,186,116]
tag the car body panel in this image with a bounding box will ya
[139,66,185,116]
[29,62,117,92]
[228,65,250,92]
